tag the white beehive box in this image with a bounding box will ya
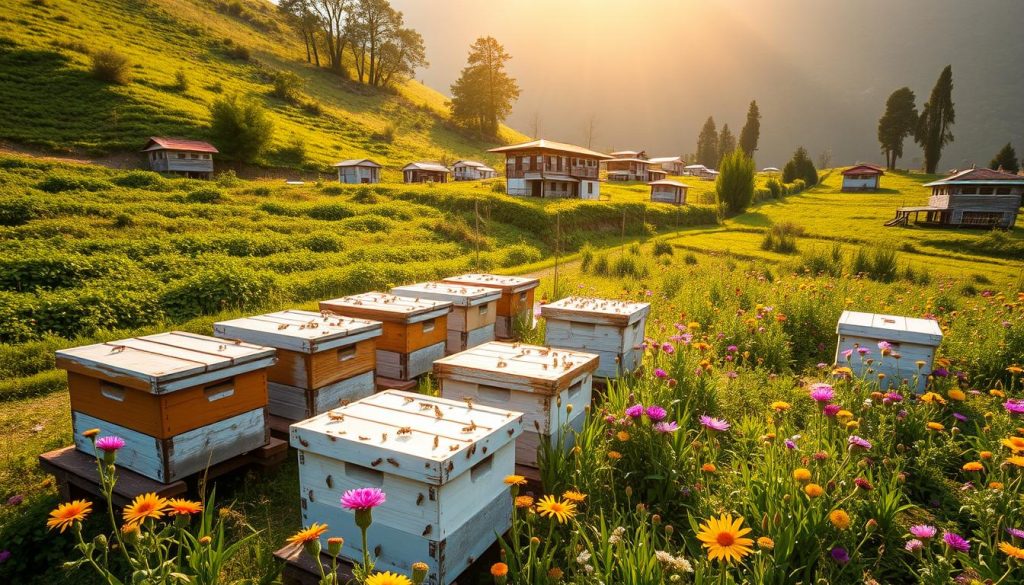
[390,282,501,354]
[439,274,540,339]
[291,390,524,585]
[541,297,650,379]
[433,342,599,471]
[835,311,943,392]
[214,310,383,421]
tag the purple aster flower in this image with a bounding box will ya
[857,347,871,356]
[909,525,937,539]
[952,412,968,422]
[727,345,738,353]
[905,539,923,552]
[848,435,872,451]
[897,409,908,420]
[6,495,23,506]
[341,488,386,512]
[653,368,668,379]
[698,415,730,431]
[885,392,904,403]
[1006,527,1024,540]
[1004,400,1024,415]
[661,342,675,355]
[823,404,841,417]
[726,370,738,379]
[625,403,644,418]
[785,439,798,450]
[878,341,893,352]
[809,383,834,402]
[646,405,668,422]
[943,532,970,553]
[817,362,828,369]
[932,367,949,378]
[830,546,850,565]
[842,348,853,360]
[96,436,126,452]
[653,421,679,433]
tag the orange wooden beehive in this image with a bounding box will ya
[439,274,540,339]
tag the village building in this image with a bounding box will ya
[604,149,650,181]
[332,159,382,184]
[451,160,498,181]
[841,164,885,192]
[647,168,668,182]
[683,163,717,180]
[488,139,610,199]
[141,137,217,179]
[889,167,1023,229]
[648,156,686,175]
[402,162,450,183]
[649,179,689,205]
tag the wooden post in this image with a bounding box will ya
[553,211,560,301]
[474,198,481,270]
[620,208,626,254]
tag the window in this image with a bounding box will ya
[961,187,978,195]
[979,187,993,195]
[587,182,594,195]
[177,153,186,159]
[996,187,1011,195]
[202,154,210,160]
[191,153,200,159]
[961,211,1004,226]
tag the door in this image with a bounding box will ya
[531,181,542,197]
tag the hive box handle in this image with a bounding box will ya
[470,454,493,482]
[568,381,583,398]
[204,382,235,402]
[478,384,511,403]
[570,322,595,335]
[100,383,126,402]
[422,319,436,333]
[345,462,384,486]
[337,344,357,362]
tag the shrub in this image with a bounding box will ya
[302,232,345,253]
[185,187,223,203]
[760,222,802,254]
[36,173,111,193]
[225,43,250,61]
[349,186,377,203]
[275,136,306,166]
[579,243,595,272]
[612,254,650,278]
[593,253,610,275]
[215,169,243,187]
[782,146,818,186]
[339,215,394,233]
[850,247,871,276]
[303,99,323,115]
[173,68,189,92]
[715,149,756,215]
[0,196,37,226]
[90,48,131,84]
[270,70,302,102]
[373,123,398,143]
[683,252,698,265]
[499,244,542,267]
[306,202,355,221]
[111,170,166,190]
[491,182,506,194]
[209,94,274,162]
[161,265,277,320]
[766,178,782,199]
[869,247,899,282]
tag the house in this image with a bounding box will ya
[649,180,689,205]
[841,164,885,192]
[604,149,650,181]
[451,160,498,181]
[647,168,668,182]
[487,139,611,199]
[648,156,686,175]
[402,162,450,184]
[889,167,1024,229]
[683,164,717,180]
[333,159,382,184]
[141,137,217,179]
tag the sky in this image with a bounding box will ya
[391,0,1024,168]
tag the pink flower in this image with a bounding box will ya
[905,539,923,552]
[842,349,853,360]
[877,341,893,352]
[823,404,841,417]
[653,368,668,379]
[340,488,386,511]
[909,525,936,539]
[848,436,872,451]
[646,405,667,422]
[1004,400,1024,415]
[625,404,644,418]
[6,495,23,506]
[96,436,126,452]
[699,415,730,431]
[661,342,675,354]
[943,532,970,552]
[653,421,679,433]
[809,383,834,402]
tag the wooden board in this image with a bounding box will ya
[540,297,650,327]
[290,390,523,485]
[319,292,452,325]
[376,342,446,381]
[433,342,599,394]
[445,324,496,355]
[835,335,934,393]
[275,545,357,585]
[544,318,644,379]
[268,371,376,421]
[376,377,418,392]
[267,340,376,390]
[836,311,943,346]
[390,282,502,308]
[214,310,382,354]
[515,408,586,468]
[56,331,276,394]
[72,408,269,482]
[446,303,498,332]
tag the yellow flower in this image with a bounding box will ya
[803,483,824,498]
[845,420,860,430]
[696,513,754,563]
[514,496,534,509]
[980,451,993,460]
[503,475,527,486]
[989,481,1005,490]
[962,461,984,472]
[1001,437,1024,453]
[562,490,587,503]
[82,428,100,439]
[287,523,328,545]
[948,389,966,401]
[1008,366,1023,375]
[535,495,576,524]
[915,360,926,369]
[836,410,854,421]
[688,321,701,330]
[832,366,853,376]
[702,463,717,473]
[926,421,945,432]
[123,493,168,526]
[607,450,622,460]
[829,509,851,530]
[999,542,1024,560]
[365,572,412,585]
[616,431,631,442]
[920,392,946,405]
[770,401,791,412]
[991,389,1006,398]
[1006,456,1024,468]
[792,468,812,482]
[166,499,203,516]
[757,536,774,550]
[46,499,93,533]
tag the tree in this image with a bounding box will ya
[717,124,736,166]
[716,149,755,216]
[278,0,320,67]
[306,0,353,74]
[374,26,426,88]
[989,143,1020,174]
[915,65,955,173]
[782,146,818,186]
[739,100,761,156]
[209,95,275,163]
[877,87,918,170]
[449,37,520,136]
[696,116,718,168]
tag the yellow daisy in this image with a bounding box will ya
[503,475,527,486]
[828,509,850,530]
[696,513,754,563]
[122,493,168,526]
[365,572,412,585]
[166,499,203,516]
[535,495,576,524]
[999,541,1024,560]
[287,523,328,545]
[562,490,587,503]
[46,499,93,533]
[1002,436,1024,453]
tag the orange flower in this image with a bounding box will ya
[792,468,811,482]
[490,562,509,577]
[616,431,631,442]
[948,389,966,401]
[562,490,587,503]
[607,450,622,460]
[980,451,993,460]
[702,463,717,473]
[804,483,824,498]
[962,461,983,472]
[287,523,328,545]
[514,495,534,508]
[123,493,168,526]
[166,499,203,516]
[926,422,945,432]
[1002,437,1024,453]
[503,475,527,486]
[47,500,93,533]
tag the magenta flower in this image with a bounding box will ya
[653,368,668,379]
[848,435,872,451]
[653,421,679,433]
[6,495,23,506]
[885,392,904,403]
[1004,400,1024,415]
[784,439,798,450]
[857,347,870,356]
[646,405,668,422]
[661,342,675,354]
[341,488,386,511]
[698,415,730,431]
[909,525,937,539]
[943,532,970,552]
[842,348,853,360]
[809,383,834,402]
[854,477,874,491]
[625,403,644,418]
[727,345,738,353]
[1006,527,1024,540]
[830,546,850,565]
[905,539,923,552]
[823,404,841,417]
[952,412,968,422]
[96,436,126,452]
[878,341,893,352]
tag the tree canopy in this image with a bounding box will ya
[738,101,761,157]
[696,117,718,168]
[717,124,736,166]
[915,65,955,174]
[877,87,918,170]
[716,149,755,216]
[209,95,274,163]
[989,142,1020,174]
[449,37,520,136]
[782,146,818,186]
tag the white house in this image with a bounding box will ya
[648,156,686,175]
[649,180,689,205]
[402,162,450,183]
[684,164,717,180]
[841,164,884,192]
[333,159,382,184]
[488,139,611,199]
[452,160,498,181]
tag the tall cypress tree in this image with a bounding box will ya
[739,100,761,156]
[877,87,918,170]
[717,124,736,166]
[989,143,1019,174]
[914,66,955,174]
[696,116,718,168]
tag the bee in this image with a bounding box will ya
[397,426,413,436]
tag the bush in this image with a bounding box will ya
[652,240,673,256]
[766,178,782,199]
[782,146,818,187]
[0,196,38,226]
[612,254,650,278]
[111,170,166,190]
[498,244,542,267]
[339,215,394,233]
[161,265,277,320]
[270,70,302,102]
[373,123,398,144]
[173,68,189,92]
[225,43,250,61]
[90,48,132,84]
[185,187,223,203]
[683,252,698,265]
[302,232,345,253]
[715,149,755,215]
[36,173,111,193]
[593,253,610,275]
[491,182,506,194]
[306,202,355,221]
[579,243,595,271]
[209,94,274,162]
[275,136,306,166]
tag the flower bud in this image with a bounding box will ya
[651,514,661,525]
[665,524,674,536]
[199,535,212,546]
[93,534,108,551]
[327,537,344,557]
[625,486,633,498]
[865,518,878,531]
[411,561,429,584]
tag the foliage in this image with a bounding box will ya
[208,94,275,163]
[696,116,718,169]
[915,65,955,174]
[716,149,756,216]
[761,222,802,254]
[717,123,736,166]
[89,48,131,85]
[877,87,918,170]
[989,142,1019,174]
[269,69,302,102]
[449,36,520,136]
[739,100,761,157]
[783,146,818,186]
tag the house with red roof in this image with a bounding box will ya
[841,164,884,192]
[889,167,1024,229]
[141,137,218,179]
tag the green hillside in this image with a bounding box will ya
[0,0,525,170]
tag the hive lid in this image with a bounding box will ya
[540,296,651,326]
[836,311,943,346]
[213,310,383,354]
[290,390,524,485]
[433,342,598,394]
[55,331,276,394]
[439,274,540,294]
[319,292,452,324]
[390,282,502,307]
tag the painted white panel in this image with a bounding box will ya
[269,372,376,420]
[73,411,165,481]
[835,335,934,393]
[375,342,445,380]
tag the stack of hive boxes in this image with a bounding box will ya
[439,274,540,340]
[390,282,501,355]
[541,297,650,379]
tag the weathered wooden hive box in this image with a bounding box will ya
[433,342,598,471]
[291,390,524,585]
[213,310,383,422]
[541,297,651,379]
[439,274,540,339]
[390,282,501,355]
[835,311,943,392]
[56,331,276,483]
[318,293,452,382]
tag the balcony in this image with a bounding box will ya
[506,164,598,179]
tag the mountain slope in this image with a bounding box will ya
[0,0,525,169]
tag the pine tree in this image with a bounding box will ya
[738,101,761,156]
[914,65,955,174]
[717,124,736,166]
[782,146,818,187]
[696,116,718,168]
[449,37,520,136]
[716,149,755,216]
[877,87,918,170]
[989,143,1020,174]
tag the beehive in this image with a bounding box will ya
[439,274,540,339]
[390,282,501,354]
[56,332,275,482]
[290,390,524,585]
[541,297,651,379]
[213,310,383,421]
[835,311,943,392]
[433,342,598,471]
[318,293,452,382]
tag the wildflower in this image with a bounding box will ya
[980,451,993,460]
[82,428,100,439]
[999,542,1024,560]
[547,567,563,580]
[953,412,968,422]
[646,405,668,421]
[661,342,675,354]
[696,513,754,563]
[830,546,850,565]
[854,477,874,491]
[702,463,717,473]
[878,340,892,353]
[943,532,970,552]
[910,525,936,539]
[1007,456,1024,468]
[46,499,93,533]
[514,496,534,508]
[1005,400,1024,415]
[577,550,592,564]
[341,488,386,510]
[616,430,631,442]
[7,495,23,506]
[166,499,203,516]
[848,436,872,451]
[948,389,966,401]
[813,451,829,461]
[809,384,834,402]
[0,550,9,565]
[1001,437,1024,453]
[885,392,904,403]
[933,367,949,378]
[490,562,509,579]
[503,475,527,486]
[653,368,668,379]
[1008,366,1024,375]
[365,572,412,585]
[607,450,622,460]
[990,481,1005,490]
[803,483,824,498]
[835,409,853,420]
[792,468,812,482]
[784,439,798,450]
[757,536,774,550]
[95,436,125,453]
[824,404,842,417]
[771,401,791,412]
[654,421,680,433]
[625,404,645,418]
[123,493,168,526]
[329,537,345,557]
[535,495,576,524]
[562,490,586,503]
[926,422,945,432]
[843,349,854,360]
[608,526,626,544]
[687,321,700,330]
[905,539,923,552]
[962,462,983,472]
[833,366,853,378]
[829,510,851,530]
[287,523,328,545]
[915,360,926,369]
[1008,527,1024,539]
[197,534,211,545]
[991,389,1006,398]
[846,420,860,430]
[699,415,730,431]
[920,392,946,405]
